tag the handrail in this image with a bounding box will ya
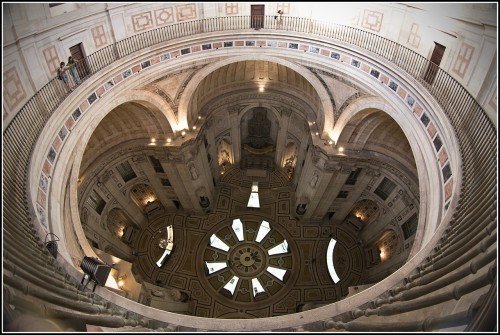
[4,15,494,136]
[3,15,496,331]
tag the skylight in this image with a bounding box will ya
[255,220,271,242]
[223,276,239,295]
[205,261,228,274]
[209,234,230,251]
[232,219,244,241]
[268,240,288,255]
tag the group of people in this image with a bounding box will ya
[57,56,81,92]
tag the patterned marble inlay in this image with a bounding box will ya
[43,45,59,75]
[175,3,197,21]
[407,23,421,48]
[129,168,367,318]
[155,7,174,26]
[132,11,154,33]
[3,67,26,110]
[361,9,383,32]
[453,42,475,79]
[224,3,238,15]
[91,24,108,48]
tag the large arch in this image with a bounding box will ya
[332,95,441,250]
[176,54,335,138]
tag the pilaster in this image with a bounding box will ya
[101,170,148,227]
[274,107,293,167]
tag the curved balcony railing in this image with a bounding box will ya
[3,15,496,332]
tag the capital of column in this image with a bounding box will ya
[280,107,293,118]
[228,104,243,116]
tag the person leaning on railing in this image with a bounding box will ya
[67,56,81,85]
[57,61,74,92]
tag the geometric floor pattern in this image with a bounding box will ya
[132,167,366,318]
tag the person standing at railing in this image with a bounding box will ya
[67,56,81,85]
[275,9,283,29]
[57,61,74,92]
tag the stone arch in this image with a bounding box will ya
[118,90,179,132]
[176,55,334,137]
[330,94,441,250]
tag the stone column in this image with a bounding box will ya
[180,140,213,212]
[289,122,311,189]
[135,153,172,209]
[334,168,379,226]
[203,118,218,180]
[294,145,327,218]
[274,107,292,167]
[191,137,215,210]
[228,104,242,165]
[162,149,196,211]
[306,163,342,221]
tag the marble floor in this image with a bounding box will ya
[131,166,366,318]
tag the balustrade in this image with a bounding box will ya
[2,15,496,332]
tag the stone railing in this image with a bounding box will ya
[3,15,496,331]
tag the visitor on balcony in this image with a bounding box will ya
[67,56,81,85]
[275,9,283,29]
[57,61,74,92]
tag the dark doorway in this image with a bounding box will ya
[70,43,90,79]
[423,42,445,85]
[251,5,264,29]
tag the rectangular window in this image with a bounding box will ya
[87,189,106,215]
[402,213,418,239]
[345,168,362,185]
[149,156,165,173]
[374,177,396,200]
[116,160,137,182]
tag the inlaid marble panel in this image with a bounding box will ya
[3,67,26,110]
[361,9,383,32]
[91,24,108,48]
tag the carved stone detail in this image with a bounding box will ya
[281,107,293,117]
